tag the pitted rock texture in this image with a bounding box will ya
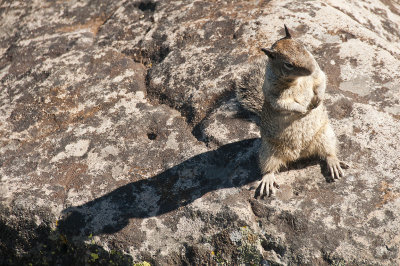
[1,0,400,265]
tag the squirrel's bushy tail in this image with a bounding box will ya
[234,57,266,117]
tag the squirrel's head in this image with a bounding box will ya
[261,25,316,78]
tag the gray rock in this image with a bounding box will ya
[1,0,400,265]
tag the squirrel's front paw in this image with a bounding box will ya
[256,173,278,198]
[313,97,322,108]
[295,105,308,114]
[308,97,321,111]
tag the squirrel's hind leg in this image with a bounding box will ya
[308,123,348,180]
[257,143,284,197]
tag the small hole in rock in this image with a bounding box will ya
[137,1,156,12]
[147,132,157,140]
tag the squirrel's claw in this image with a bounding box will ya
[256,173,277,198]
[327,156,346,180]
[340,161,350,169]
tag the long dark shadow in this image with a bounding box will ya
[59,138,261,237]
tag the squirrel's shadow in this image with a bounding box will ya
[59,139,261,237]
[59,138,331,237]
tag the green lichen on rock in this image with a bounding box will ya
[210,226,263,265]
[2,223,133,266]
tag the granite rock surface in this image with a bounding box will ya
[1,0,400,265]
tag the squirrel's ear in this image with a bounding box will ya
[284,24,291,39]
[261,48,275,59]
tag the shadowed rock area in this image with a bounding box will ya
[1,0,400,265]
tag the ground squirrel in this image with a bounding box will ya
[236,25,347,197]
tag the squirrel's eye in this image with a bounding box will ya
[283,62,294,70]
